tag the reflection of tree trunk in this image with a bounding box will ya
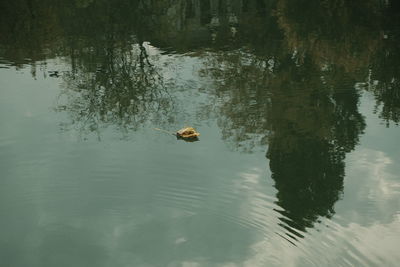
[138,42,152,68]
[26,0,35,18]
[194,0,201,22]
[138,42,154,89]
[210,0,219,14]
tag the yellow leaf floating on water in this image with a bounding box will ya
[154,127,200,141]
[176,127,200,139]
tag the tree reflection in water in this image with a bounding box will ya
[265,56,365,233]
[197,0,376,234]
[58,41,175,137]
[368,1,400,126]
[1,0,400,238]
[202,47,366,233]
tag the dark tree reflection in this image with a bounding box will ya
[199,2,371,233]
[266,58,365,232]
[202,46,366,232]
[368,1,400,126]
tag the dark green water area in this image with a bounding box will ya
[1,1,400,266]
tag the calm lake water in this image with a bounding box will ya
[1,1,400,266]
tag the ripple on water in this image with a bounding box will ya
[152,162,297,246]
[0,59,12,68]
[282,215,400,267]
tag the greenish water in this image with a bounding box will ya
[1,1,400,266]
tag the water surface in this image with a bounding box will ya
[1,1,400,266]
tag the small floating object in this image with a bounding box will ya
[176,127,200,139]
[154,127,200,141]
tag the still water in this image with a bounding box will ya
[1,1,400,266]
